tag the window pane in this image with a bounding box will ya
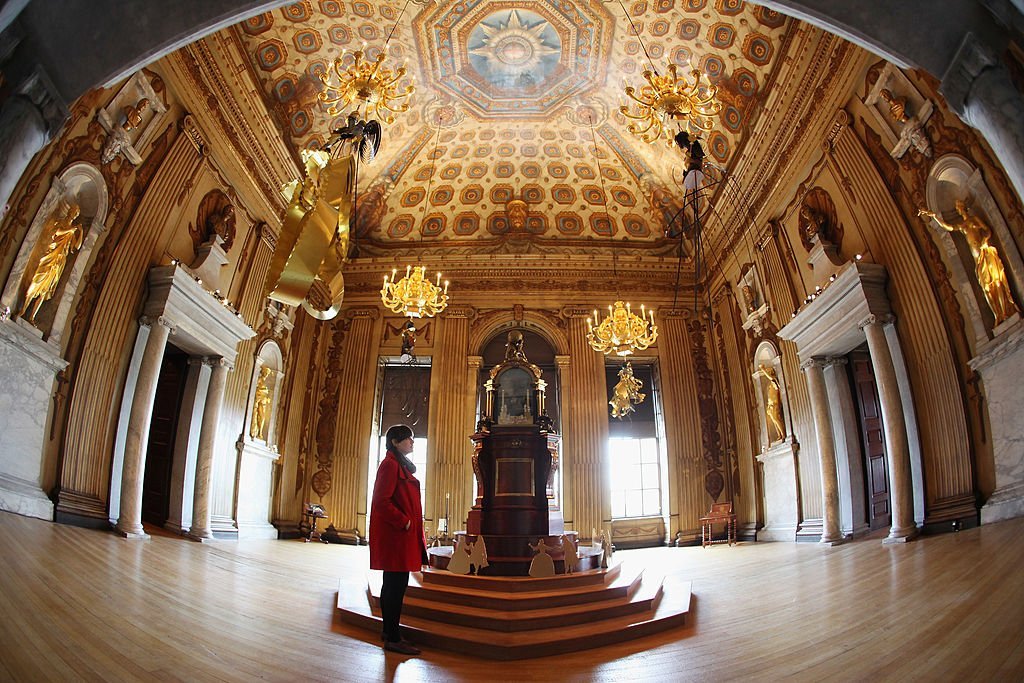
[640,438,659,463]
[624,490,643,518]
[611,490,626,519]
[642,489,660,516]
[641,463,659,489]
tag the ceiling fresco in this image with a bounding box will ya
[234,0,792,251]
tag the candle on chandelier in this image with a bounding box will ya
[443,280,449,295]
[436,272,441,286]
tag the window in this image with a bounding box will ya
[609,437,662,518]
[605,363,665,520]
[367,363,431,535]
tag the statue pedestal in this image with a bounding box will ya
[756,440,800,541]
[971,320,1024,523]
[235,439,281,539]
[464,425,563,575]
[0,319,66,520]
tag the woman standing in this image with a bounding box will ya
[369,424,427,655]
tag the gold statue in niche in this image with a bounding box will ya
[250,367,272,441]
[609,362,645,418]
[920,201,1020,325]
[754,363,784,443]
[19,203,84,323]
[878,88,909,123]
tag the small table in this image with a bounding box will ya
[302,504,328,543]
[699,502,736,548]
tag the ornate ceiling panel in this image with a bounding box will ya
[233,0,792,252]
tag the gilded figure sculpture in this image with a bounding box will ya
[121,98,150,132]
[920,201,1020,325]
[250,367,272,441]
[741,284,756,314]
[754,363,784,443]
[609,362,645,418]
[19,203,84,322]
[878,88,909,123]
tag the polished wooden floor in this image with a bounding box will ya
[1,511,1023,682]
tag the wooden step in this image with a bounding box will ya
[336,562,691,659]
[401,563,639,611]
[369,569,649,631]
[418,564,614,592]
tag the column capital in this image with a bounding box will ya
[800,357,829,371]
[554,354,571,369]
[561,305,595,319]
[202,356,231,370]
[467,355,483,370]
[823,356,848,369]
[659,308,694,320]
[858,313,895,329]
[345,307,380,321]
[442,304,476,320]
[140,315,176,334]
[940,32,997,120]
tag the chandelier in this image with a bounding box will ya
[381,265,449,318]
[318,49,414,124]
[587,301,658,356]
[620,63,721,145]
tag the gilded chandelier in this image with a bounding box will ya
[381,265,449,318]
[620,63,721,145]
[587,300,658,356]
[318,49,414,124]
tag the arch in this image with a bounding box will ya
[468,310,569,357]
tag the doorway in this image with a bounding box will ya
[849,347,891,531]
[141,345,189,527]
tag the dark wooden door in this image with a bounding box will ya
[849,348,891,530]
[142,347,188,527]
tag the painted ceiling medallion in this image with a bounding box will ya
[415,0,613,118]
[468,10,560,89]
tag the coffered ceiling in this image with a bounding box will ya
[233,0,792,254]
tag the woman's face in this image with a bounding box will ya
[392,435,414,456]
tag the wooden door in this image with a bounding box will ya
[849,348,891,530]
[141,347,188,527]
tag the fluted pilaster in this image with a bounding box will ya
[327,308,379,531]
[425,306,475,531]
[60,128,204,519]
[560,307,609,538]
[657,309,706,541]
[831,118,972,520]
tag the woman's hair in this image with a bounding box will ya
[384,424,413,450]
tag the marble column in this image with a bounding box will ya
[801,358,843,545]
[0,95,47,226]
[188,357,229,542]
[860,315,917,542]
[941,33,1024,209]
[115,315,174,538]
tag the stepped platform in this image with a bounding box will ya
[336,562,692,659]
